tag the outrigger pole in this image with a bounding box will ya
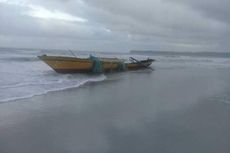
[129,57,154,71]
[68,49,77,57]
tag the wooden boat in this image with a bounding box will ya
[38,54,154,73]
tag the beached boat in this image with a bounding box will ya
[38,54,154,73]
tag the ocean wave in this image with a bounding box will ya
[151,55,230,69]
[0,56,39,62]
[0,80,64,89]
[0,75,106,103]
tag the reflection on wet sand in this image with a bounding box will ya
[0,68,230,153]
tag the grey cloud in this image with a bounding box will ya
[83,0,230,51]
[0,0,230,51]
[167,0,230,24]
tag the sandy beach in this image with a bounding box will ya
[1,66,230,153]
[1,0,230,152]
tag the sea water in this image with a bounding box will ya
[1,48,230,103]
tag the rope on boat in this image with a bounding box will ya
[89,55,127,73]
[89,55,103,73]
[117,62,126,71]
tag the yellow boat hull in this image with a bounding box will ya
[38,55,154,73]
[38,55,123,73]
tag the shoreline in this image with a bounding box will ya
[1,68,230,153]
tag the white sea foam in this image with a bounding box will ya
[0,75,106,103]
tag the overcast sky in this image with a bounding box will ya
[0,0,229,52]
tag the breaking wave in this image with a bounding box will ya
[0,75,106,103]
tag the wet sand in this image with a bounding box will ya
[1,67,230,153]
